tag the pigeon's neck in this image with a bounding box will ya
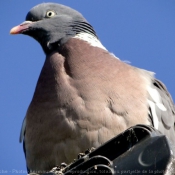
[69,21,106,50]
[43,21,107,54]
[45,32,106,54]
[73,33,107,50]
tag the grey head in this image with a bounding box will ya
[10,3,97,54]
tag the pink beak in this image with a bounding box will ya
[10,21,33,34]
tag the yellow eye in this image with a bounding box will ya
[46,11,56,18]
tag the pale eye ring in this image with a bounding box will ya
[46,10,56,17]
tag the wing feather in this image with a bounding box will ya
[148,78,175,143]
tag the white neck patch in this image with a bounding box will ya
[73,32,107,50]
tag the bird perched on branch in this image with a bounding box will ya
[10,2,175,173]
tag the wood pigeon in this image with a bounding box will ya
[10,2,175,173]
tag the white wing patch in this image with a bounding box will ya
[74,32,107,50]
[147,86,167,130]
[147,86,167,111]
[147,99,159,129]
[146,79,175,143]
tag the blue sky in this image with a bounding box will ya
[1,1,175,174]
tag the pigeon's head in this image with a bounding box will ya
[10,3,97,54]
